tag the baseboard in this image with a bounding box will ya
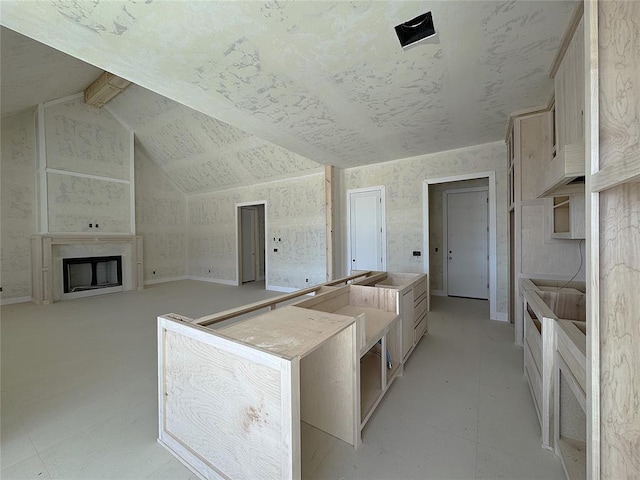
[492,311,509,322]
[145,276,188,285]
[266,285,299,293]
[1,296,32,306]
[188,276,237,286]
[430,289,446,297]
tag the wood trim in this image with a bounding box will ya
[590,151,640,192]
[45,168,131,184]
[325,165,335,281]
[549,1,585,78]
[195,271,384,326]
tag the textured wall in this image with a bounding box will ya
[342,141,508,315]
[429,178,489,292]
[43,96,132,234]
[45,97,130,179]
[135,144,187,282]
[188,174,326,289]
[47,173,131,233]
[0,109,37,300]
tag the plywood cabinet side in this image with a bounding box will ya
[158,316,301,480]
[519,113,550,202]
[555,17,585,152]
[592,1,640,478]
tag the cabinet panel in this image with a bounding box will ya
[413,278,427,306]
[400,290,414,360]
[545,191,585,240]
[555,18,585,150]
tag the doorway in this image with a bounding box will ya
[236,202,266,287]
[423,172,503,322]
[346,186,386,272]
[444,188,489,299]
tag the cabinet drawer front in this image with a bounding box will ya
[414,313,427,343]
[413,279,427,305]
[413,296,427,324]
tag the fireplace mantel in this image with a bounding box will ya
[31,234,143,304]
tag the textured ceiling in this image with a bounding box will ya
[0,1,577,169]
[107,85,322,195]
[0,27,102,117]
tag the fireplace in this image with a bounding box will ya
[63,256,123,294]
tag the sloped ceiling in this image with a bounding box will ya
[107,85,322,194]
[0,1,577,169]
[0,26,102,117]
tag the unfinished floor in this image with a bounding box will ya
[1,281,564,479]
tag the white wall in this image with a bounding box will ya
[135,144,187,283]
[187,173,326,290]
[341,141,508,316]
[0,109,37,301]
[42,96,132,234]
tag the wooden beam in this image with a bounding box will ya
[84,71,131,108]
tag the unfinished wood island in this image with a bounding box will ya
[158,271,427,480]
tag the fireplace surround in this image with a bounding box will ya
[31,234,143,304]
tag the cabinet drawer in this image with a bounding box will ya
[414,313,427,343]
[413,279,427,306]
[413,296,427,324]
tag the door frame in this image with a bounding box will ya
[235,200,268,288]
[346,186,387,274]
[423,171,503,321]
[442,186,489,298]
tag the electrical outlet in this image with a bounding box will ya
[274,248,278,252]
[305,278,309,283]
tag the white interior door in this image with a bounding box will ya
[446,190,488,299]
[241,207,256,283]
[349,189,384,271]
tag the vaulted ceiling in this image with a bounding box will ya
[1,1,576,176]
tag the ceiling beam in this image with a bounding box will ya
[84,71,130,108]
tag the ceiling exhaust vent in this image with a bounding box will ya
[395,12,436,48]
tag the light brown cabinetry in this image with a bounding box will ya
[539,17,585,197]
[545,188,585,240]
[368,273,428,362]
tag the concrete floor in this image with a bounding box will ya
[1,281,564,479]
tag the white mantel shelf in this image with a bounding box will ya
[31,234,143,305]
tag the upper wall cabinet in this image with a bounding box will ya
[36,95,134,235]
[539,16,585,198]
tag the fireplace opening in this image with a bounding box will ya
[63,256,123,293]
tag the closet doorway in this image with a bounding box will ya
[236,202,266,287]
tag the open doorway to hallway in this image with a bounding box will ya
[237,203,266,288]
[424,172,501,321]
